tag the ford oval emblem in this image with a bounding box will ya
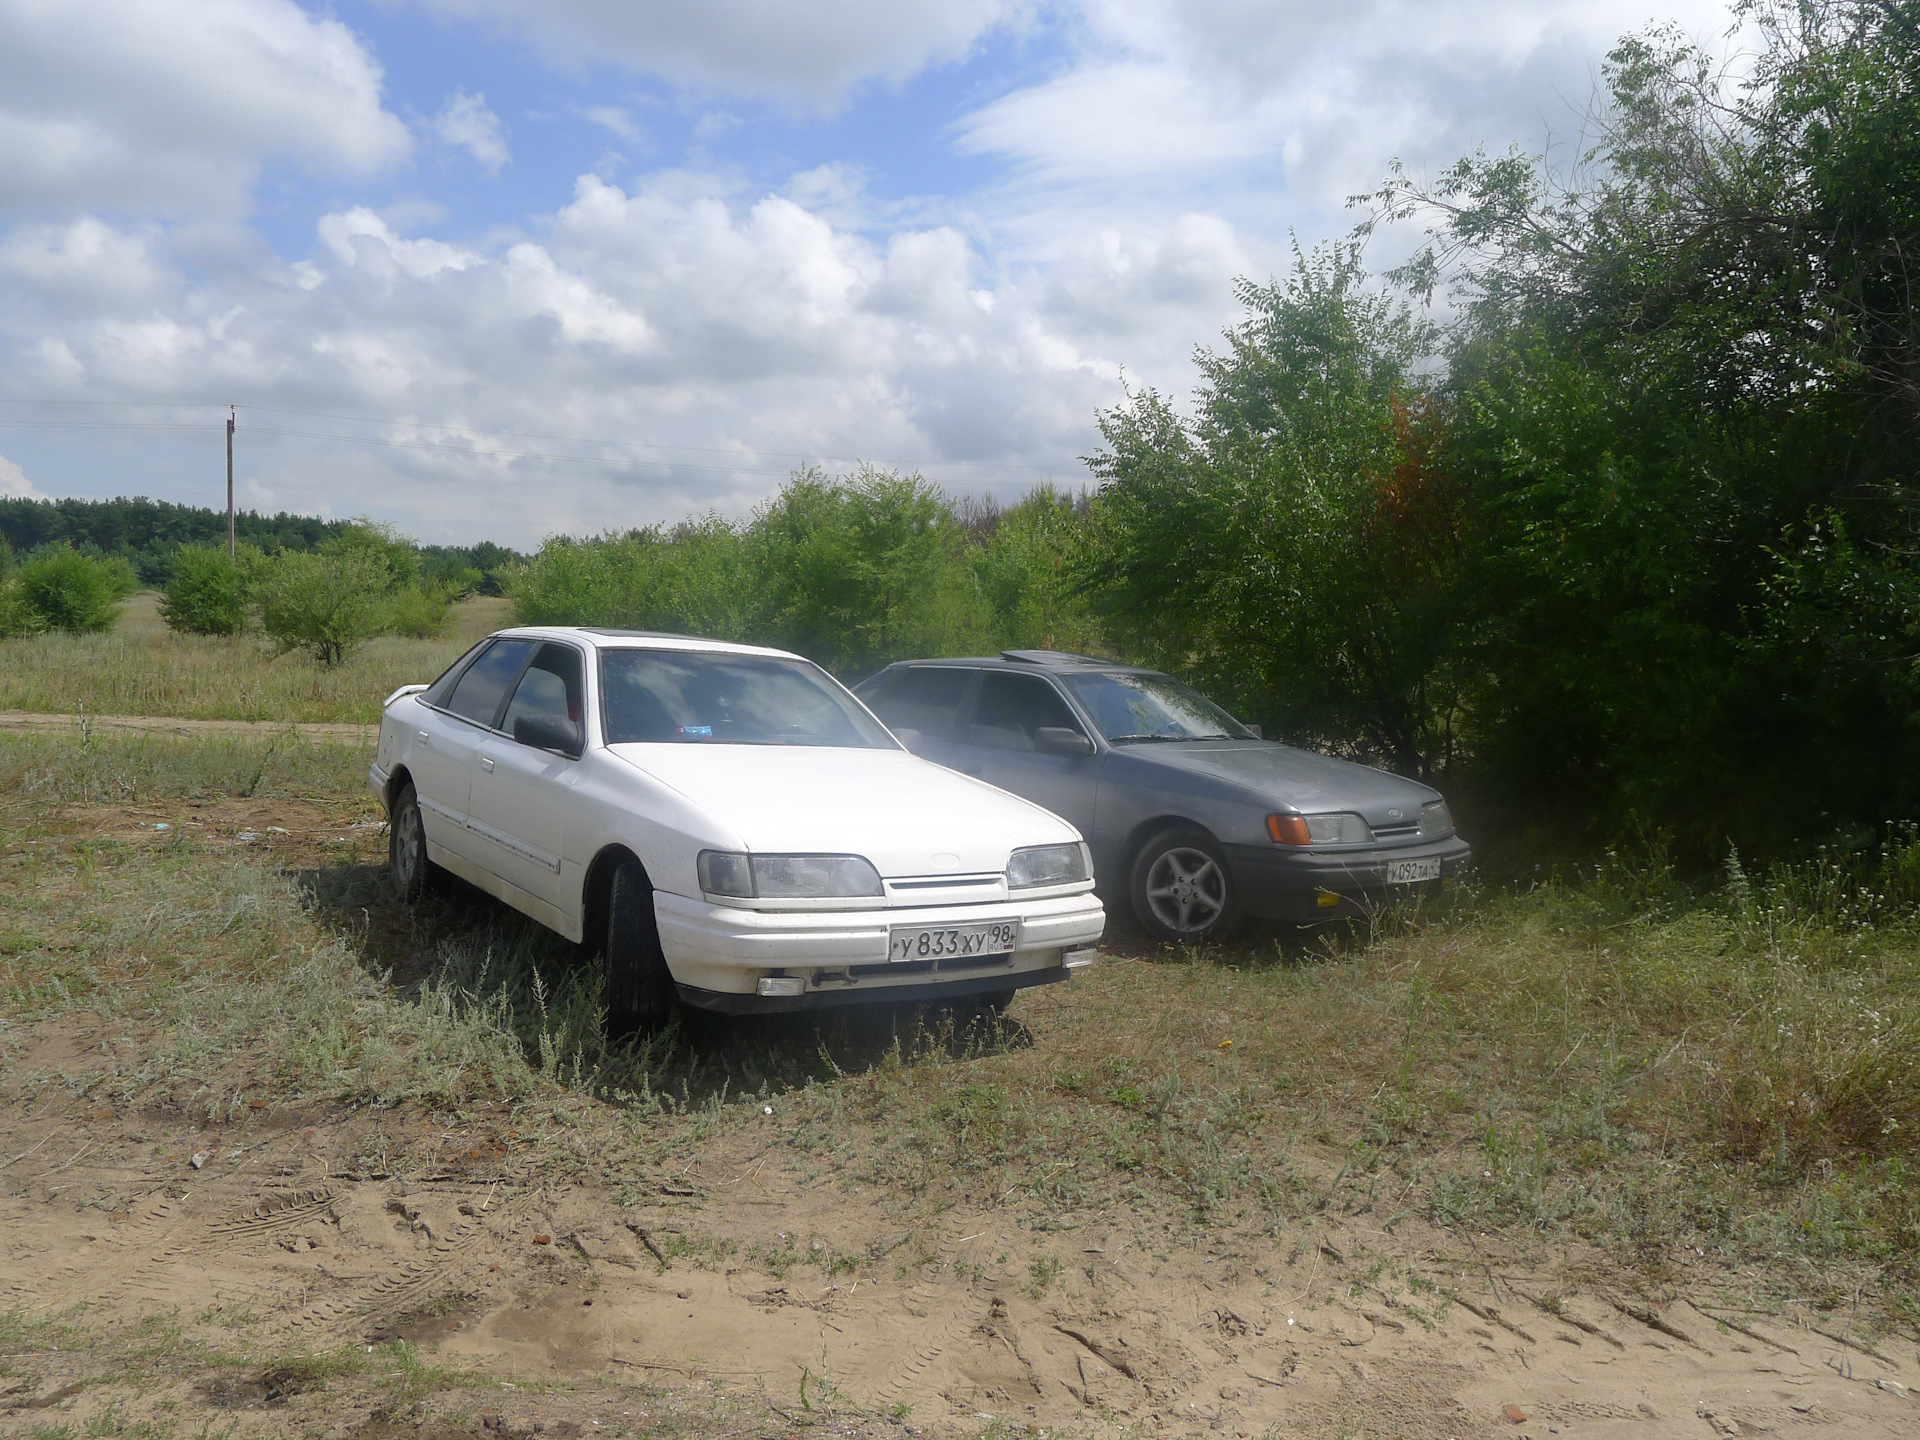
[1387,808,1402,820]
[932,852,961,868]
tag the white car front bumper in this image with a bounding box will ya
[652,889,1105,1011]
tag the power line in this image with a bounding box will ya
[0,416,1061,484]
[0,399,1069,476]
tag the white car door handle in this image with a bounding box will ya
[416,730,430,745]
[479,756,495,772]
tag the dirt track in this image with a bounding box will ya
[0,708,377,745]
[6,1016,1916,1438]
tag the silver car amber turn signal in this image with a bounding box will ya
[1267,812,1372,845]
[1005,842,1091,889]
[698,851,885,899]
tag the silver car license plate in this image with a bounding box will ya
[888,920,1019,963]
[1386,857,1442,884]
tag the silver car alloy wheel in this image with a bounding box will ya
[1143,846,1228,935]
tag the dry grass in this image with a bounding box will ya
[0,591,511,724]
[3,727,1917,1339]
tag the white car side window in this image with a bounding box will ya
[446,639,535,726]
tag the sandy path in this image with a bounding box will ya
[3,1039,1913,1439]
[0,708,376,745]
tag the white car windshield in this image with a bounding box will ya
[1064,671,1253,743]
[600,649,898,748]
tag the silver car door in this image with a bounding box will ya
[949,671,1101,837]
[416,637,537,865]
[468,641,585,909]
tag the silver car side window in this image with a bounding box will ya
[967,673,1086,751]
[868,666,974,741]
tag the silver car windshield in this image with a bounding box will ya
[600,649,898,748]
[1064,671,1253,743]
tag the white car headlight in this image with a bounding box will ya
[1006,842,1090,889]
[1418,799,1454,837]
[697,851,883,899]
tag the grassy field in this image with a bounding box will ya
[0,592,513,724]
[2,726,1916,1436]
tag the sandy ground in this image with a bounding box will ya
[5,1065,1915,1439]
[2,799,1916,1437]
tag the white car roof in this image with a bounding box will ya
[488,625,800,662]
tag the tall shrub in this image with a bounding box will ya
[1083,245,1460,777]
[964,487,1104,655]
[14,545,134,634]
[256,549,391,666]
[159,544,252,636]
[1364,0,1920,846]
[749,466,987,675]
[511,518,754,638]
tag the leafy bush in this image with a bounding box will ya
[0,539,29,640]
[14,544,134,634]
[255,549,392,666]
[0,582,39,638]
[386,582,456,639]
[159,544,253,636]
[749,466,989,674]
[1084,246,1454,777]
[511,516,756,639]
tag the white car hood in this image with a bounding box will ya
[607,743,1078,876]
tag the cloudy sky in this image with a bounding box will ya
[0,0,1740,546]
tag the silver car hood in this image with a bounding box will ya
[1106,741,1439,827]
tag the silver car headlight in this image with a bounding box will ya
[1418,799,1454,837]
[1267,812,1372,845]
[1305,812,1372,844]
[1006,842,1091,889]
[697,851,884,899]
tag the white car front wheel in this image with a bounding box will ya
[605,861,674,1034]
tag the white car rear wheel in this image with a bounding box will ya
[388,783,438,902]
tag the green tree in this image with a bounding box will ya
[963,487,1106,655]
[159,544,253,636]
[510,517,756,637]
[1360,0,1920,845]
[14,544,134,634]
[256,549,392,666]
[1083,245,1462,776]
[748,466,987,675]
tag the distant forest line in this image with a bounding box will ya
[0,495,523,594]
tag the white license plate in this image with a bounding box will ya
[1386,857,1442,884]
[888,921,1019,963]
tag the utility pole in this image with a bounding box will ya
[226,406,235,558]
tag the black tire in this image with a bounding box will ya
[976,988,1016,1015]
[605,861,674,1035]
[1129,826,1243,944]
[388,783,439,901]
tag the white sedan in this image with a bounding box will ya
[371,626,1105,1028]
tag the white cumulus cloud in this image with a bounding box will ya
[433,91,509,172]
[416,0,1026,100]
[0,0,410,218]
[0,171,1254,542]
[0,452,45,499]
